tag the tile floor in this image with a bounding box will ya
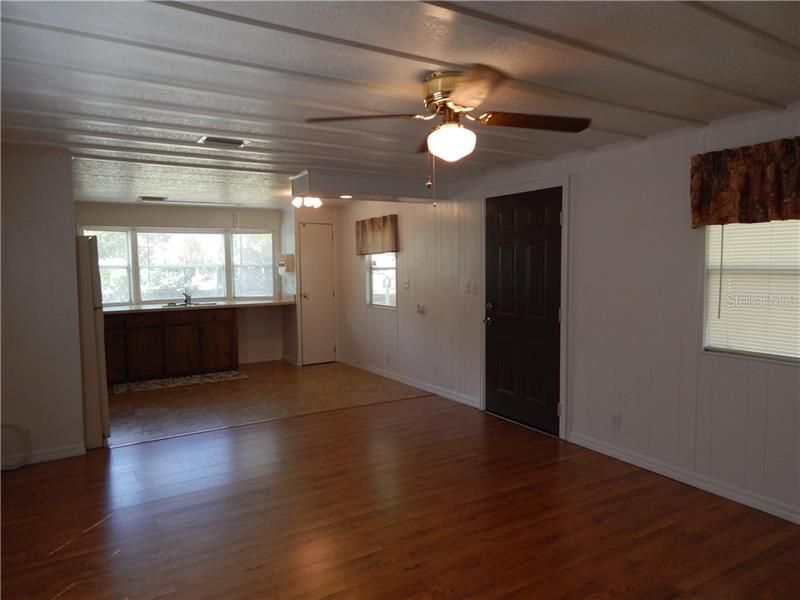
[108,360,426,446]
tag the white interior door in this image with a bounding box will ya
[299,223,336,365]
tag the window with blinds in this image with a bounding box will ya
[704,221,800,360]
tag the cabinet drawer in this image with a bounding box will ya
[197,309,235,322]
[163,311,198,325]
[126,313,163,328]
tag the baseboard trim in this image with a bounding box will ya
[240,353,283,365]
[3,443,86,468]
[568,432,800,525]
[281,354,298,366]
[337,356,481,410]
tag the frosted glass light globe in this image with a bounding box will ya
[426,123,477,162]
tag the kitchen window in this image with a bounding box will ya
[231,232,274,298]
[704,220,800,361]
[137,231,227,301]
[83,228,132,305]
[368,252,397,307]
[81,227,276,305]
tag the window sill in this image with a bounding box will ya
[367,303,397,311]
[701,347,800,367]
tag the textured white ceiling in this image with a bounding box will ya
[2,1,798,206]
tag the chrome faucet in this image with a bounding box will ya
[182,289,192,305]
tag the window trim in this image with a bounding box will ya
[700,222,800,365]
[366,252,397,309]
[80,225,278,305]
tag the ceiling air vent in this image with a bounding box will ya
[138,195,168,202]
[197,135,248,149]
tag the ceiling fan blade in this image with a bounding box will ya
[448,64,507,109]
[305,114,426,123]
[477,112,591,132]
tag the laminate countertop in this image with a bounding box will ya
[103,298,296,315]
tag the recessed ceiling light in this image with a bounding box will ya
[339,194,353,199]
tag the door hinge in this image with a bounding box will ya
[557,404,561,417]
[559,211,563,226]
[558,307,562,322]
[332,290,336,298]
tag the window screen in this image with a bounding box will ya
[232,232,274,298]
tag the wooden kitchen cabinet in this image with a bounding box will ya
[164,323,200,375]
[104,308,238,383]
[104,315,127,384]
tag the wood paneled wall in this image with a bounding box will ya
[336,199,484,407]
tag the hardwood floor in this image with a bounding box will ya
[108,361,424,446]
[3,396,798,599]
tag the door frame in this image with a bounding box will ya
[480,175,571,439]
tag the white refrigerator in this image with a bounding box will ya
[76,235,110,449]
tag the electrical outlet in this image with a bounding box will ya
[611,414,622,431]
[402,279,410,289]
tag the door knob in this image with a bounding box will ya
[483,316,493,325]
[302,293,309,299]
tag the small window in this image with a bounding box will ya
[137,231,226,301]
[83,229,132,304]
[368,252,397,307]
[704,221,800,360]
[231,232,274,298]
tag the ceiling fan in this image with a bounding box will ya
[305,65,591,163]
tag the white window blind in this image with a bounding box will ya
[705,221,800,360]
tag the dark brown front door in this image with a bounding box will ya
[485,187,562,435]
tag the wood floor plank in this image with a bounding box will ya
[3,395,798,599]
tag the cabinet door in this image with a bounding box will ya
[199,321,236,371]
[164,324,200,375]
[126,326,164,380]
[104,329,127,383]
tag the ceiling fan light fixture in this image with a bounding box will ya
[426,123,476,162]
[292,196,323,209]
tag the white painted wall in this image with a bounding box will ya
[444,106,799,522]
[336,199,484,406]
[1,145,86,463]
[74,201,286,363]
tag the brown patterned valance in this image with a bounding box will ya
[690,137,800,228]
[355,214,398,255]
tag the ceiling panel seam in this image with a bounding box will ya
[155,0,714,124]
[427,1,786,109]
[2,64,630,142]
[1,15,705,126]
[1,107,555,161]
